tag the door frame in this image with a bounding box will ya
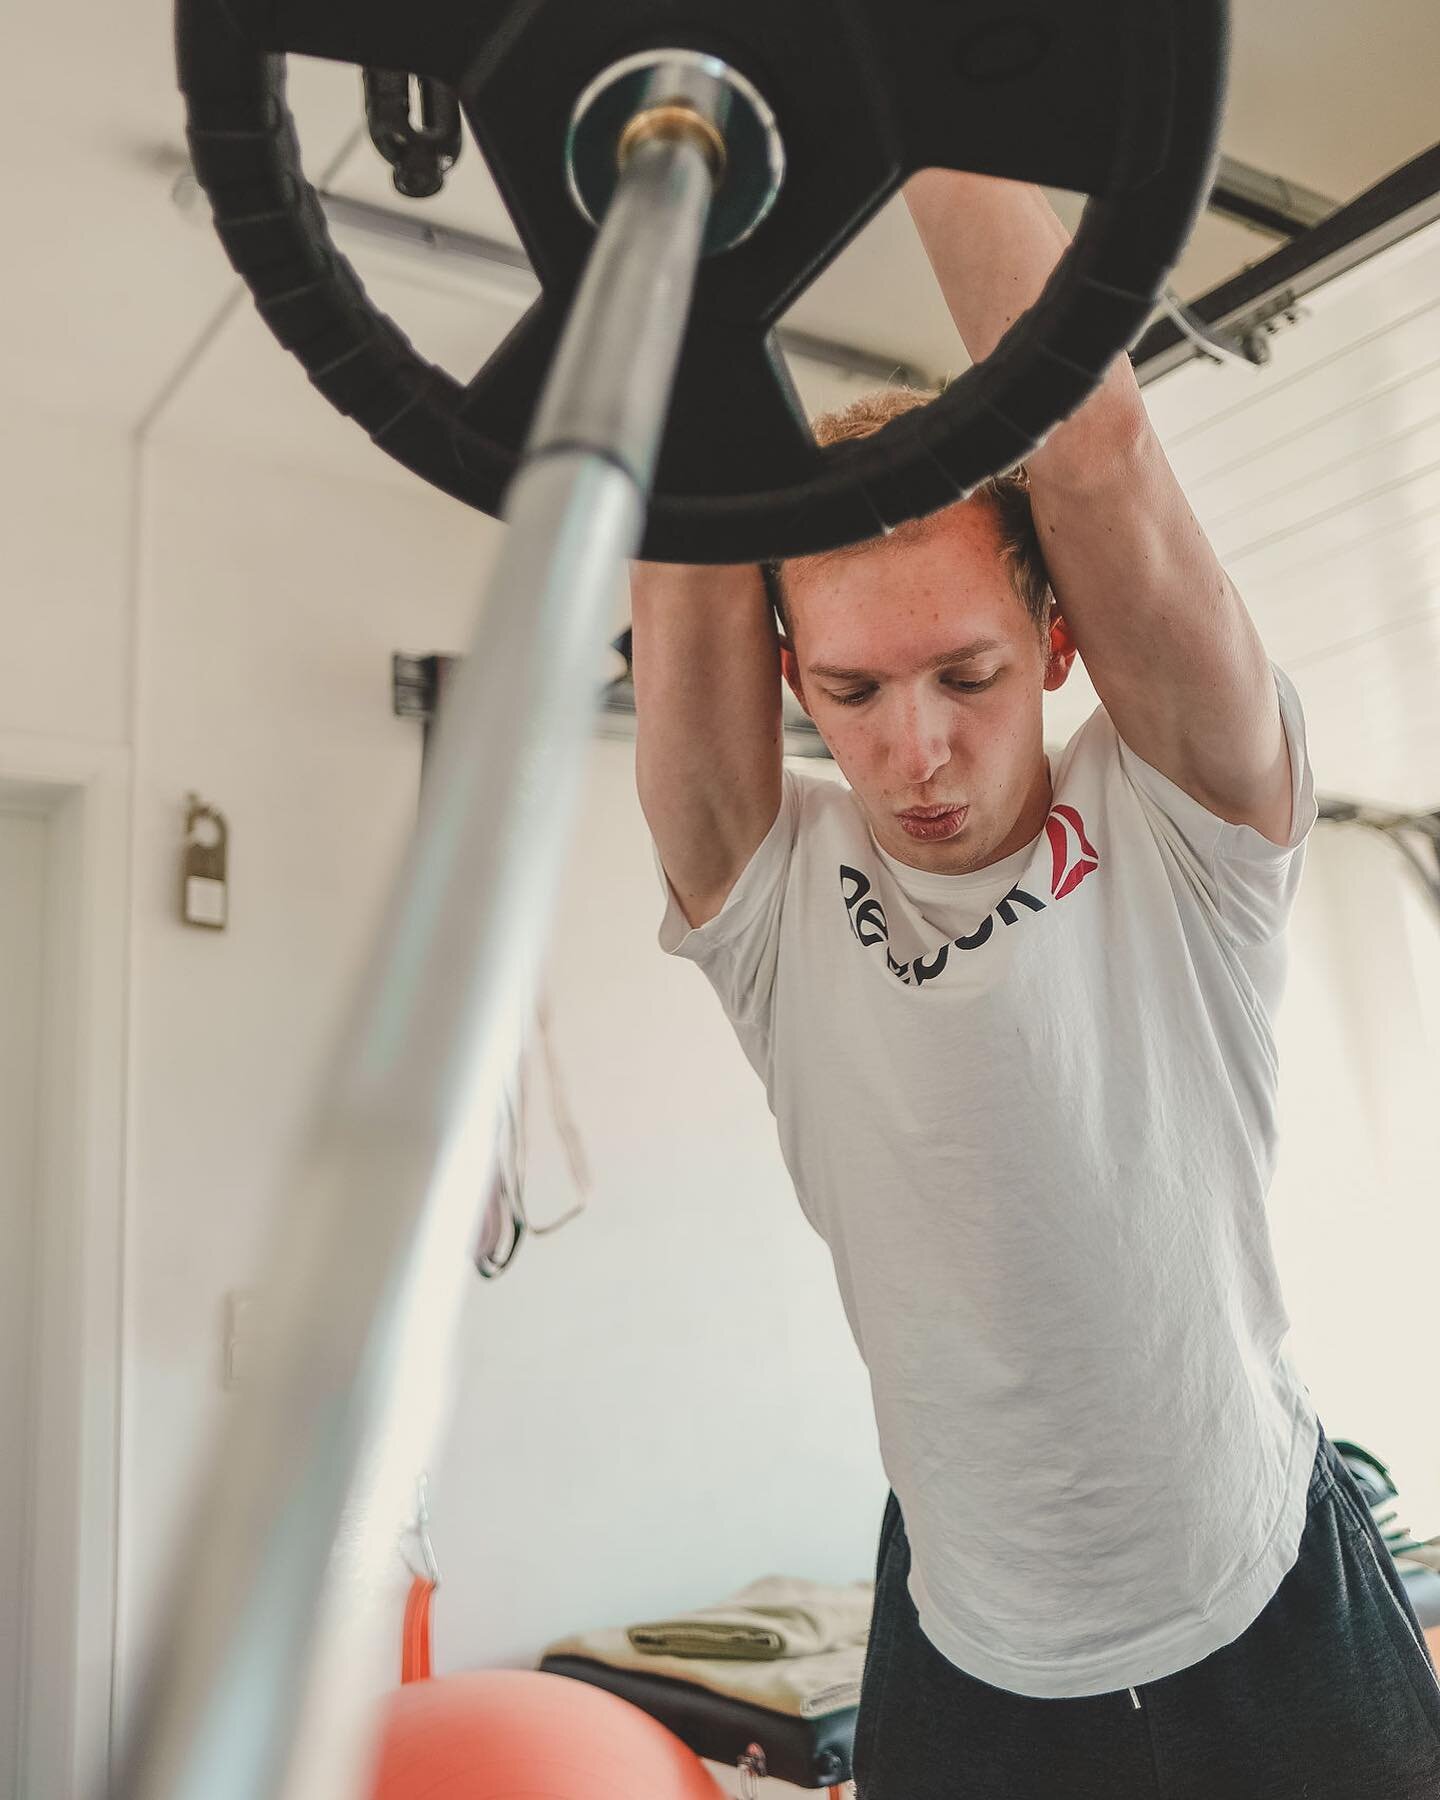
[0,733,129,1799]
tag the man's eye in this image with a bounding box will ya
[825,671,999,705]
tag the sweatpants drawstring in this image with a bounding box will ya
[1128,1685,1142,1710]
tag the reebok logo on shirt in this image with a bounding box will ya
[839,805,1100,988]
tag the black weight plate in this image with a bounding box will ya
[176,0,1226,562]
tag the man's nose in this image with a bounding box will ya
[890,692,951,787]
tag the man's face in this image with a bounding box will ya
[782,501,1071,875]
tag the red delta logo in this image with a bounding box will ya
[1046,803,1100,900]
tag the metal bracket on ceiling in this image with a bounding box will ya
[1156,287,1305,370]
[391,652,453,720]
[1209,155,1337,241]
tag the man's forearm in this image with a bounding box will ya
[904,170,1148,481]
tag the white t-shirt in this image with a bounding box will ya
[656,668,1321,1699]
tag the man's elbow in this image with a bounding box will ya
[1028,377,1151,496]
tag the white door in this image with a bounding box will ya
[0,809,46,1800]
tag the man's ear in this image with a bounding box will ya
[1043,608,1077,694]
[779,640,811,716]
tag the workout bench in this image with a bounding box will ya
[539,1650,855,1796]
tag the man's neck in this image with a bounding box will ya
[985,755,1055,867]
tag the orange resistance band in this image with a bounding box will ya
[401,1576,435,1684]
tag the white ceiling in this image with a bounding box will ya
[3,0,1438,804]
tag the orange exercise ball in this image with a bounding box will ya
[367,1669,728,1799]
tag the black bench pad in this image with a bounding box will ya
[537,1653,855,1788]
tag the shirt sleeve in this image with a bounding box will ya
[1115,664,1317,946]
[653,769,805,1074]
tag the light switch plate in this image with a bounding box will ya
[224,1289,256,1389]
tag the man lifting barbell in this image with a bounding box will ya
[152,4,1440,1794]
[631,172,1440,1797]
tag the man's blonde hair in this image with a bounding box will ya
[764,386,1053,637]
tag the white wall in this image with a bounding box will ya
[2,386,1438,1793]
[0,399,133,748]
[1270,824,1440,1526]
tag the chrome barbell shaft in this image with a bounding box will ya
[110,101,718,1800]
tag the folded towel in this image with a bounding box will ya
[541,1624,866,1720]
[626,1575,874,1661]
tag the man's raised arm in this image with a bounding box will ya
[630,560,784,930]
[905,171,1294,844]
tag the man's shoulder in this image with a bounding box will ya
[780,759,858,829]
[1050,703,1120,790]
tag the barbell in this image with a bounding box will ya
[177,0,1227,562]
